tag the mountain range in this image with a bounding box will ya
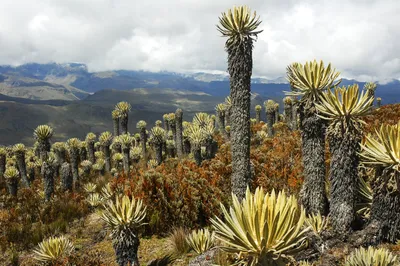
[0,62,399,145]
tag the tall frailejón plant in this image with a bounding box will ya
[364,81,377,100]
[34,125,53,161]
[99,132,113,173]
[42,155,56,201]
[316,84,373,234]
[211,187,309,265]
[216,103,227,138]
[101,195,147,266]
[265,100,276,137]
[85,132,96,163]
[175,109,184,158]
[360,122,400,242]
[274,102,280,123]
[13,144,29,187]
[4,167,19,196]
[0,147,6,182]
[150,127,165,165]
[61,162,73,192]
[187,124,205,166]
[217,5,262,200]
[283,96,293,128]
[112,109,121,137]
[116,101,131,135]
[255,105,262,123]
[286,60,341,215]
[67,138,81,185]
[136,121,147,161]
[119,134,132,174]
[376,97,382,108]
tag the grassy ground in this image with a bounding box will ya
[16,212,195,266]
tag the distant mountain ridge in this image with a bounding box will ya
[0,62,399,145]
[0,62,399,103]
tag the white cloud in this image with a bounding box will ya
[0,0,399,82]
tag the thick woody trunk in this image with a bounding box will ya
[7,179,18,196]
[284,102,293,128]
[224,106,231,127]
[192,145,202,166]
[0,154,5,179]
[292,99,298,130]
[16,152,29,187]
[103,145,111,173]
[299,103,328,215]
[328,124,360,235]
[274,105,280,123]
[38,140,50,161]
[113,230,140,266]
[183,139,191,155]
[69,149,80,185]
[122,147,130,174]
[266,110,275,137]
[61,162,73,192]
[217,111,227,139]
[155,143,163,165]
[175,109,184,158]
[121,116,128,135]
[113,117,120,137]
[370,168,400,243]
[255,110,261,123]
[42,162,55,201]
[87,142,95,164]
[227,38,252,201]
[140,129,147,161]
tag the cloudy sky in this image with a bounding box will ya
[0,0,399,82]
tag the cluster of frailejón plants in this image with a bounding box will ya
[0,4,396,266]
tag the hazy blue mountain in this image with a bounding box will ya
[1,63,399,104]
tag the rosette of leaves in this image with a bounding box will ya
[100,195,147,266]
[33,125,54,160]
[112,153,124,171]
[33,236,74,263]
[305,212,329,237]
[80,160,92,178]
[211,187,309,265]
[147,159,158,169]
[4,166,19,196]
[186,124,206,166]
[155,120,163,127]
[186,228,215,255]
[95,151,105,160]
[344,246,397,266]
[115,101,131,134]
[356,173,373,218]
[83,182,97,194]
[86,193,104,208]
[130,147,142,163]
